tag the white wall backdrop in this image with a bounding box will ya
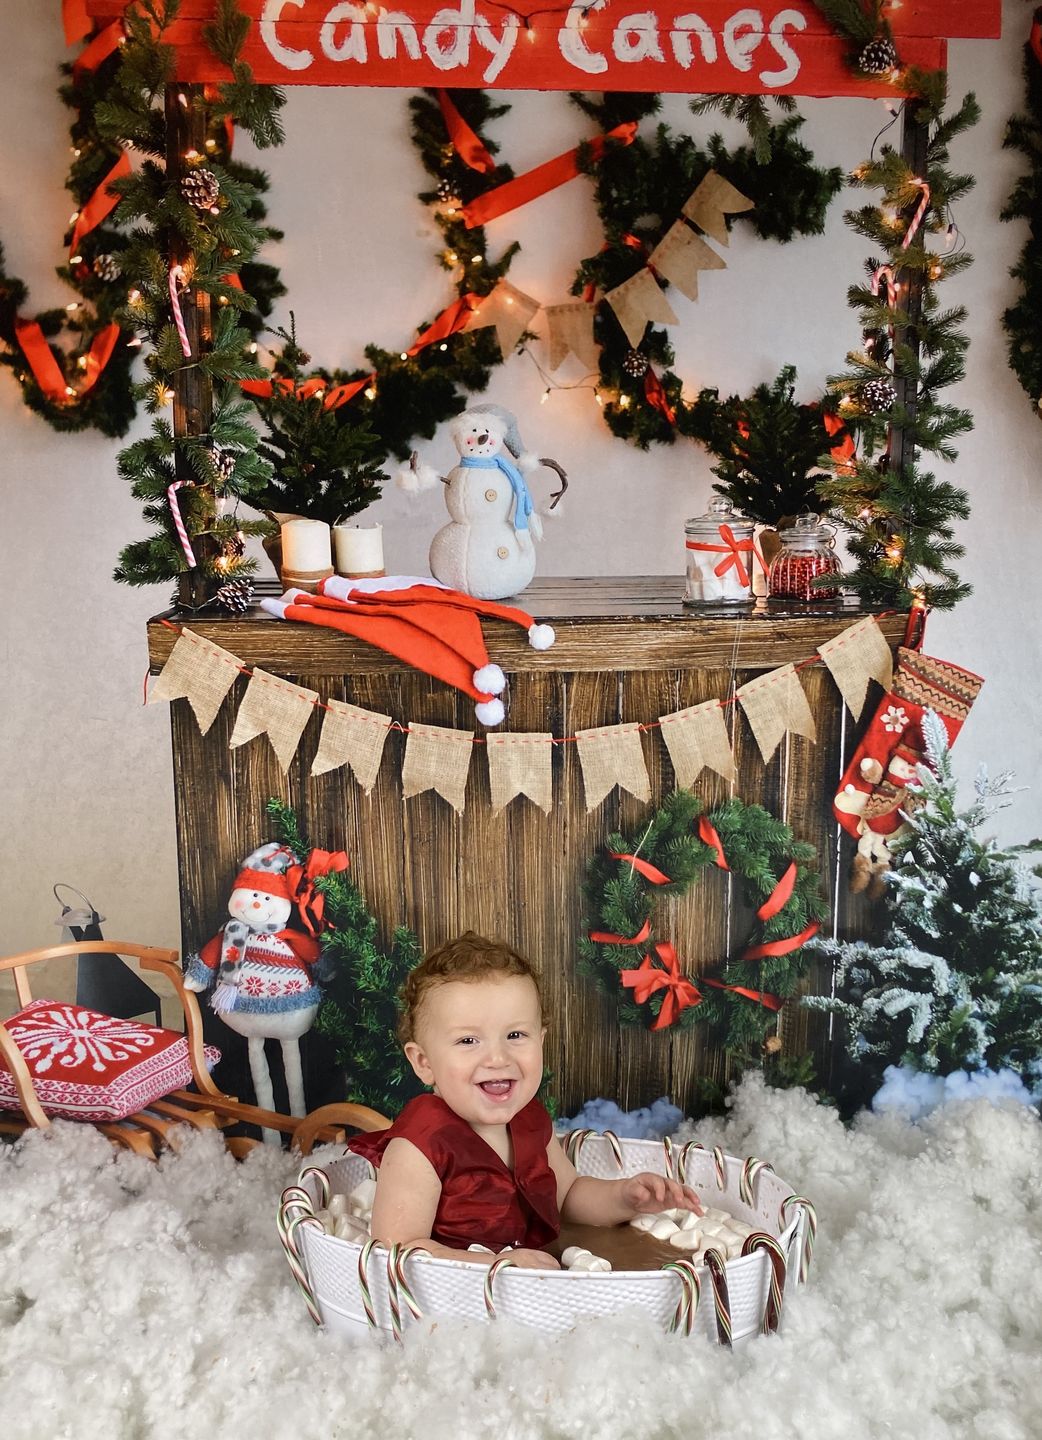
[2,1,1038,958]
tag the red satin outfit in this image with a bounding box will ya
[349,1093,561,1251]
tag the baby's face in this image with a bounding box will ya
[405,974,545,1135]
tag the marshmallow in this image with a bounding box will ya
[629,1213,659,1232]
[561,1247,612,1272]
[678,1209,701,1231]
[328,1194,349,1219]
[668,1230,702,1252]
[648,1217,681,1240]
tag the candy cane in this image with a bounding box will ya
[742,1231,788,1334]
[780,1194,817,1283]
[167,481,196,567]
[739,1156,775,1209]
[296,1165,331,1209]
[483,1253,520,1319]
[601,1129,624,1170]
[168,263,192,357]
[901,181,931,251]
[712,1145,728,1192]
[702,1247,733,1348]
[356,1239,380,1331]
[677,1140,704,1186]
[661,1258,702,1337]
[386,1241,425,1343]
[276,1186,324,1327]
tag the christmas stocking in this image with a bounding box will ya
[834,646,984,895]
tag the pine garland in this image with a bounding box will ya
[805,713,1042,1106]
[580,790,827,1064]
[1001,23,1042,415]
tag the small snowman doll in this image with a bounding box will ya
[183,841,343,1142]
[399,403,566,601]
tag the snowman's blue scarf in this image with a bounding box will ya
[460,454,534,531]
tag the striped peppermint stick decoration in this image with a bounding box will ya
[739,1156,775,1208]
[780,1194,818,1282]
[356,1239,380,1330]
[662,1257,702,1336]
[168,263,192,357]
[742,1231,788,1334]
[167,481,196,567]
[901,181,931,251]
[483,1253,519,1319]
[702,1246,733,1348]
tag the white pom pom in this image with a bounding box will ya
[396,457,440,492]
[475,697,505,727]
[528,622,555,650]
[518,451,540,475]
[473,663,506,695]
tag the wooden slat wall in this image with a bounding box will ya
[159,582,904,1114]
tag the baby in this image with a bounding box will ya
[349,931,701,1269]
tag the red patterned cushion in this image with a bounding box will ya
[0,999,221,1123]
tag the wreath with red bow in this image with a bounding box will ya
[578,790,827,1057]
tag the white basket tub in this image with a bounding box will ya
[277,1132,816,1348]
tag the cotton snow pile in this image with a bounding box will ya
[556,1095,682,1139]
[3,1077,1041,1440]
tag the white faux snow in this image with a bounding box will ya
[556,1095,683,1139]
[3,1076,1042,1440]
[873,1063,1041,1118]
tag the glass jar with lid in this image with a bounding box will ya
[684,498,756,608]
[767,513,842,602]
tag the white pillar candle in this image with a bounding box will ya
[281,518,331,573]
[334,522,384,577]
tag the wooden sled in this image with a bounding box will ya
[0,941,388,1159]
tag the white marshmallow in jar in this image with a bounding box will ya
[684,498,756,608]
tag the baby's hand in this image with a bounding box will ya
[620,1172,704,1217]
[505,1247,560,1270]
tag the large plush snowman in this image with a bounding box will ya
[399,404,566,600]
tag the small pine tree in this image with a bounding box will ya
[806,712,1042,1101]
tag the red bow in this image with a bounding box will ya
[621,942,702,1031]
[286,848,349,936]
[685,524,759,588]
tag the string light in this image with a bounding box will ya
[177,92,188,108]
[69,254,83,265]
[64,385,76,397]
[445,250,458,265]
[399,351,409,361]
[540,387,550,404]
[205,138,218,152]
[470,254,483,265]
[249,342,258,354]
[618,393,631,409]
[439,342,448,351]
[364,385,377,400]
[184,148,201,162]
[65,301,80,312]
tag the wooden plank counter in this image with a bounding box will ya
[149,578,906,1114]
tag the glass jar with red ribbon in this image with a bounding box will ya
[766,513,842,603]
[684,498,757,608]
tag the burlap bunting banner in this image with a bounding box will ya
[603,269,679,348]
[402,721,473,814]
[229,669,319,773]
[817,615,894,719]
[736,664,817,763]
[647,221,726,302]
[487,732,553,814]
[148,628,240,735]
[682,170,754,246]
[659,699,736,787]
[311,698,392,790]
[575,723,652,811]
[467,280,540,358]
[544,301,600,372]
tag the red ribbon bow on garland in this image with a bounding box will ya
[621,943,702,1031]
[286,848,349,937]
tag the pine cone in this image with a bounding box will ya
[859,377,896,414]
[859,36,898,75]
[92,252,121,282]
[622,348,649,379]
[213,578,254,613]
[181,168,220,212]
[212,446,237,482]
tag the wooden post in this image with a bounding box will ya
[165,82,219,609]
[890,103,931,478]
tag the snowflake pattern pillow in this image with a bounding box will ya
[0,999,220,1123]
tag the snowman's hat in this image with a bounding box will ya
[260,576,555,727]
[233,841,295,900]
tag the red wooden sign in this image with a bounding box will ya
[87,0,1000,94]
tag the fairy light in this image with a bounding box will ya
[540,387,550,404]
[249,342,258,354]
[858,506,874,520]
[65,302,80,312]
[128,289,142,303]
[64,385,76,397]
[618,393,631,409]
[184,148,201,162]
[445,250,458,265]
[77,355,88,370]
[177,92,189,108]
[218,295,229,305]
[205,138,218,152]
[69,211,80,225]
[595,391,603,406]
[439,342,448,351]
[127,336,142,348]
[885,540,904,563]
[69,254,83,265]
[399,351,409,361]
[72,147,81,157]
[364,385,377,400]
[470,255,483,265]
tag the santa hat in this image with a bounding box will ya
[259,575,555,727]
[233,842,295,897]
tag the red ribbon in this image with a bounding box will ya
[14,321,69,402]
[685,523,758,588]
[621,943,702,1031]
[740,921,819,963]
[757,861,797,921]
[69,153,131,258]
[80,322,121,394]
[461,121,638,229]
[63,0,91,45]
[437,90,495,174]
[72,19,124,75]
[609,851,672,886]
[644,368,676,424]
[588,916,652,947]
[1032,10,1042,68]
[697,816,729,870]
[823,410,856,475]
[286,848,350,937]
[702,976,785,1012]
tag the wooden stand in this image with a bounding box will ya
[149,578,905,1113]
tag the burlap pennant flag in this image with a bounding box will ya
[817,616,894,719]
[575,722,652,811]
[402,721,473,814]
[487,732,553,814]
[647,221,725,302]
[467,280,540,358]
[148,628,239,735]
[682,170,754,246]
[604,269,679,348]
[544,301,600,372]
[659,700,736,787]
[311,698,392,790]
[736,664,817,763]
[228,668,319,773]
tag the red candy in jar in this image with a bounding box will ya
[767,514,842,602]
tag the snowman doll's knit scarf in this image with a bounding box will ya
[459,453,534,531]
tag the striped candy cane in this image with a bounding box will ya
[901,181,931,251]
[276,1186,324,1327]
[167,481,197,567]
[739,1156,775,1208]
[661,1257,702,1337]
[780,1194,818,1283]
[712,1145,728,1192]
[677,1140,704,1186]
[168,263,192,357]
[702,1246,733,1348]
[742,1231,788,1334]
[386,1241,425,1343]
[483,1253,520,1319]
[356,1239,380,1331]
[601,1128,624,1169]
[296,1165,331,1208]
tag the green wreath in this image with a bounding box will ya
[579,790,827,1058]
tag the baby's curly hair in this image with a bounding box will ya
[398,931,544,1045]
